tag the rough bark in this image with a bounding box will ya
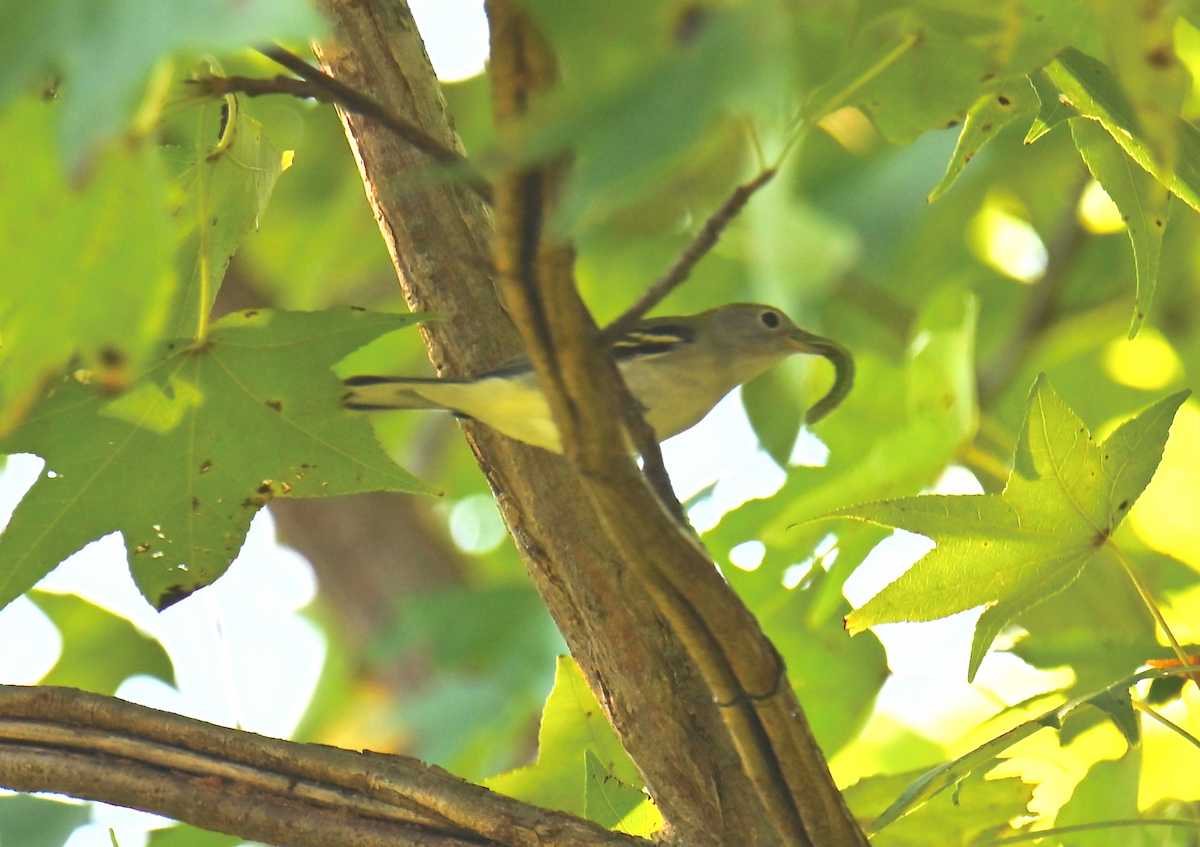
[0,4,871,847]
[311,1,781,845]
[312,2,867,847]
[0,686,639,847]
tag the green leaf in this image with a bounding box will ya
[1025,68,1079,144]
[846,767,1033,847]
[834,376,1188,680]
[1008,547,1164,695]
[30,590,174,694]
[0,307,432,612]
[584,749,662,837]
[1070,118,1170,338]
[146,824,241,847]
[0,97,177,439]
[928,80,1039,203]
[0,0,322,164]
[167,98,289,338]
[375,584,565,780]
[806,2,1081,144]
[522,4,791,232]
[0,794,90,847]
[1047,47,1200,213]
[862,665,1169,832]
[484,656,638,818]
[741,365,804,469]
[1090,0,1188,177]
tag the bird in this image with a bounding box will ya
[341,303,854,454]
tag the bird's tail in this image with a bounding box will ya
[341,376,448,411]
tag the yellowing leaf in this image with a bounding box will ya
[484,656,638,818]
[846,767,1033,846]
[0,308,432,613]
[831,375,1189,680]
[584,750,662,836]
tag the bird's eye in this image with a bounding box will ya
[760,310,780,329]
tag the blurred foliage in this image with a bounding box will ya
[29,590,174,694]
[3,0,1200,845]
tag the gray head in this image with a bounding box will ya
[705,303,854,424]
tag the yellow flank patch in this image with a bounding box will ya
[419,376,561,452]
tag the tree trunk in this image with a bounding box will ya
[311,2,865,846]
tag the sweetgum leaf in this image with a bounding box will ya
[30,590,174,694]
[928,81,1039,203]
[0,307,432,613]
[865,663,1176,832]
[583,750,661,836]
[484,656,638,818]
[0,97,176,439]
[1025,67,1079,144]
[1047,47,1200,214]
[0,0,321,165]
[1070,118,1170,338]
[832,375,1188,680]
[847,767,1033,847]
[167,101,289,337]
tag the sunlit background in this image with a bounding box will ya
[4,1,1200,844]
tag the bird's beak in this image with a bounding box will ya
[789,329,856,425]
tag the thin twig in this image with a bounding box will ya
[191,74,332,102]
[973,818,1200,846]
[257,45,494,204]
[599,167,777,342]
[1108,541,1193,672]
[1133,699,1200,752]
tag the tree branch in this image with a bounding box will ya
[193,73,332,101]
[0,686,640,847]
[483,5,867,847]
[599,168,777,344]
[256,45,494,204]
[310,1,783,844]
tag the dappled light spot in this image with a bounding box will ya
[1102,329,1183,391]
[449,493,508,554]
[969,197,1048,283]
[1129,401,1200,570]
[819,107,878,154]
[789,427,830,467]
[1077,179,1125,234]
[728,540,765,572]
[782,558,816,589]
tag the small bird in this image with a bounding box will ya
[342,303,854,454]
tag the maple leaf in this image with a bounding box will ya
[829,374,1189,680]
[0,307,433,612]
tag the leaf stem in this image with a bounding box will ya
[1133,698,1200,752]
[1107,540,1193,671]
[974,817,1200,846]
